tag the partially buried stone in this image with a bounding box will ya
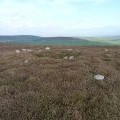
[27,49,33,52]
[69,56,74,60]
[15,50,20,53]
[22,49,27,52]
[105,49,108,52]
[67,49,73,51]
[24,60,28,64]
[45,47,50,50]
[63,56,68,60]
[94,74,105,80]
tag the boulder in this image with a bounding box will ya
[94,74,105,80]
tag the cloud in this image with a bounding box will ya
[0,0,117,36]
[0,0,79,27]
[0,0,108,6]
[49,0,108,6]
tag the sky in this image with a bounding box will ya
[0,0,120,36]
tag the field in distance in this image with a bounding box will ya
[0,44,120,120]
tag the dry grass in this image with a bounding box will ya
[0,44,120,120]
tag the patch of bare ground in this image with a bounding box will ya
[0,44,120,120]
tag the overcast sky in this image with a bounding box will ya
[0,0,120,36]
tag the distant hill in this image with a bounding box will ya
[101,36,120,40]
[41,37,84,41]
[0,35,119,46]
[0,36,86,41]
[0,35,40,41]
[84,36,120,46]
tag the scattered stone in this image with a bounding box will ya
[69,56,74,60]
[105,49,108,52]
[63,56,68,60]
[24,60,29,64]
[94,74,105,80]
[76,50,80,52]
[22,49,33,53]
[15,50,20,54]
[22,49,27,52]
[63,56,75,60]
[67,49,73,51]
[38,49,42,52]
[27,49,33,52]
[45,47,50,50]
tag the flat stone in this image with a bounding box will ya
[67,49,73,51]
[45,47,50,50]
[105,49,108,52]
[69,56,74,60]
[27,49,33,52]
[15,50,20,53]
[63,56,68,60]
[22,49,27,52]
[94,74,105,80]
[24,60,29,64]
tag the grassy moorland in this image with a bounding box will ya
[0,44,120,120]
[84,36,120,45]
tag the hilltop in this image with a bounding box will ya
[0,44,120,120]
[0,35,40,41]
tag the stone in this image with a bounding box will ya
[45,47,50,50]
[67,49,73,51]
[94,74,105,80]
[105,49,108,52]
[27,49,33,52]
[15,50,20,53]
[24,60,29,64]
[63,56,68,60]
[69,56,74,60]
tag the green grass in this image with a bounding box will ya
[84,37,120,45]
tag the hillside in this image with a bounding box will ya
[0,44,120,120]
[0,35,40,41]
[0,35,118,46]
[100,36,120,40]
[84,36,120,45]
